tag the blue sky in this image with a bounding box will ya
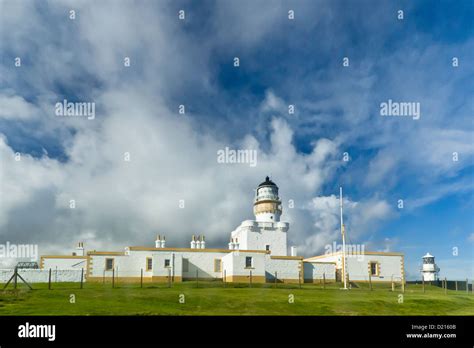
[0,0,473,279]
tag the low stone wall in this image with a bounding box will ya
[0,269,83,283]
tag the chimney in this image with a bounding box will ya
[160,236,166,248]
[228,237,234,250]
[156,235,161,248]
[200,235,205,249]
[190,235,196,249]
[234,238,239,250]
[195,235,202,249]
[76,242,85,256]
[291,246,297,257]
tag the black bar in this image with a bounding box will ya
[0,316,472,346]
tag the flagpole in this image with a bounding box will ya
[340,186,347,290]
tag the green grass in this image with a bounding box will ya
[0,281,473,316]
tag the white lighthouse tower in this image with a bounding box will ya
[253,176,282,222]
[421,253,439,282]
[230,177,289,255]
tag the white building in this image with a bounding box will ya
[421,253,439,281]
[39,177,404,285]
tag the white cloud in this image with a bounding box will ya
[297,194,394,256]
[0,95,37,120]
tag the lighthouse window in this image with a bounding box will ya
[423,257,434,264]
[245,256,253,268]
[164,259,171,268]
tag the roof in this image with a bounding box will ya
[423,253,434,258]
[304,250,404,261]
[258,176,277,188]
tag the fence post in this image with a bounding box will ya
[422,277,425,293]
[368,271,372,291]
[112,268,115,288]
[455,280,458,292]
[80,268,84,289]
[298,271,301,288]
[196,269,198,288]
[13,267,18,290]
[48,268,52,290]
[444,277,447,295]
[466,279,469,294]
[323,273,326,289]
[401,277,405,293]
[224,270,226,288]
[168,268,171,288]
[249,270,252,288]
[391,275,394,292]
[103,270,105,285]
[140,269,143,288]
[274,271,277,288]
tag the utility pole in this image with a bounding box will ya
[340,187,347,290]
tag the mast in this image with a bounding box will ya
[340,186,347,290]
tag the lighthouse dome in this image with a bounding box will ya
[258,176,277,188]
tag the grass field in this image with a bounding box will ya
[0,281,473,316]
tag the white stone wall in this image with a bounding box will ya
[304,253,403,282]
[42,257,87,270]
[303,262,336,281]
[88,254,131,278]
[222,251,265,278]
[264,257,300,281]
[88,250,229,280]
[346,255,403,281]
[231,220,289,256]
[179,251,228,279]
[0,269,84,283]
[149,252,182,279]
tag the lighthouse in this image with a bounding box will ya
[253,176,282,222]
[421,253,440,282]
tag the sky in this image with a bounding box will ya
[0,0,473,280]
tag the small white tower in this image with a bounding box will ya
[421,253,439,281]
[253,176,282,222]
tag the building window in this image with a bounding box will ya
[146,257,152,271]
[105,258,114,271]
[370,262,379,276]
[245,256,253,268]
[183,258,189,272]
[265,245,270,251]
[214,259,222,272]
[164,259,171,268]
